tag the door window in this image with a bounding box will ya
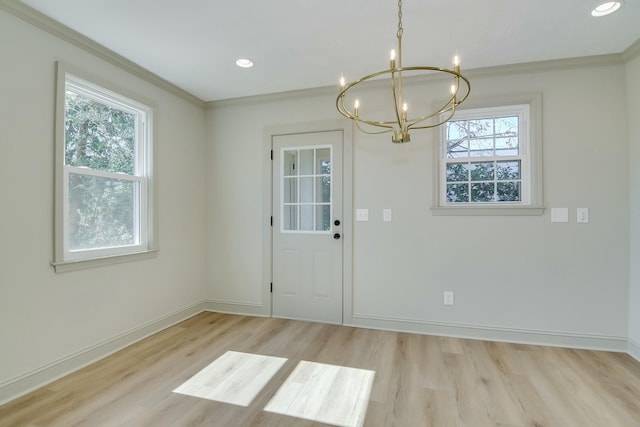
[281,146,332,233]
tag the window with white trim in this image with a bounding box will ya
[54,69,154,266]
[436,102,542,212]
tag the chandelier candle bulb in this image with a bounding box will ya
[354,99,360,117]
[340,76,346,87]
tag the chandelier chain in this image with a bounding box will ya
[397,0,403,38]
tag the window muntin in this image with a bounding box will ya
[441,105,530,205]
[61,73,151,261]
[281,146,332,233]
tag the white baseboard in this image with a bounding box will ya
[203,299,269,317]
[0,302,206,406]
[629,338,640,362]
[348,313,629,353]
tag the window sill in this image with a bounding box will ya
[431,206,545,216]
[51,249,158,273]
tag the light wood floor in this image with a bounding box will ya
[2,312,640,426]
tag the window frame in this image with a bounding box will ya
[53,62,157,272]
[432,93,544,216]
[280,144,333,235]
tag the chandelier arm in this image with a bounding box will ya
[401,69,471,128]
[339,99,396,129]
[354,120,395,135]
[336,95,354,120]
[405,94,457,128]
[390,69,403,130]
[409,105,458,130]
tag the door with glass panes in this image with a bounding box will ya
[272,131,343,324]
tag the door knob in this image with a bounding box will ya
[333,233,341,240]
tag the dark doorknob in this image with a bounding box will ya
[333,233,341,240]
[334,219,341,226]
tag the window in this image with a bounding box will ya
[53,63,155,270]
[434,98,543,215]
[281,146,332,233]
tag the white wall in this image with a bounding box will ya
[628,53,640,360]
[206,61,630,349]
[0,9,207,400]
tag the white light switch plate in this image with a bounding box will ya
[551,208,569,223]
[356,209,369,222]
[383,209,392,222]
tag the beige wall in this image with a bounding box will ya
[206,61,630,348]
[0,9,207,400]
[627,52,640,358]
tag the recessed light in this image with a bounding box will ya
[591,1,622,17]
[235,58,254,68]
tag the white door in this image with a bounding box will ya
[272,130,343,324]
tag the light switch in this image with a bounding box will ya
[356,209,369,222]
[577,208,589,223]
[383,209,392,222]
[551,208,569,223]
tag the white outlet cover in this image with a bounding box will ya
[577,207,589,223]
[383,209,392,222]
[444,291,454,305]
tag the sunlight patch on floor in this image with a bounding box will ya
[264,360,375,427]
[173,351,287,407]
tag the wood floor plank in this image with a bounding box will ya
[1,313,640,427]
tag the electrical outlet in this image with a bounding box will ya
[444,291,454,305]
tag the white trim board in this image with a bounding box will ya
[0,302,205,406]
[203,299,269,317]
[348,313,629,353]
[629,338,640,362]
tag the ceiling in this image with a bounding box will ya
[17,0,640,102]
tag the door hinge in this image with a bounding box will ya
[270,150,273,160]
[270,216,273,226]
[270,282,273,293]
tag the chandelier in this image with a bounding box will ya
[336,0,471,143]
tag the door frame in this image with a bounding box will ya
[262,119,353,324]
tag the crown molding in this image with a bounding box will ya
[206,85,335,110]
[622,38,640,62]
[0,0,205,108]
[207,53,625,110]
[466,53,623,78]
